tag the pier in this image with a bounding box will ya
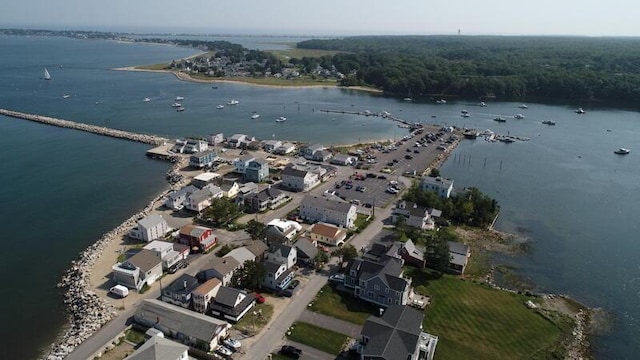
[319,108,414,127]
[0,108,169,146]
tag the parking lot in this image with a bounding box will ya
[332,173,404,208]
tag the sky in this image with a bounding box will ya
[2,0,639,37]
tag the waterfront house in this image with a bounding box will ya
[308,222,348,247]
[312,149,333,162]
[143,240,188,270]
[281,164,320,192]
[233,155,255,174]
[294,237,318,266]
[192,172,221,189]
[209,287,256,322]
[220,179,240,198]
[134,299,230,352]
[264,218,302,244]
[447,241,471,274]
[129,214,170,242]
[192,278,222,313]
[165,185,198,210]
[300,143,325,159]
[161,274,200,309]
[189,150,217,168]
[185,186,223,212]
[112,249,163,291]
[274,142,297,155]
[246,140,262,151]
[178,224,217,253]
[124,333,189,360]
[330,154,355,166]
[225,246,256,266]
[208,133,224,145]
[170,142,186,154]
[227,134,248,148]
[263,140,282,152]
[356,305,438,360]
[197,256,241,286]
[386,239,425,268]
[300,195,357,229]
[244,186,287,213]
[344,256,411,307]
[391,200,441,230]
[244,158,269,183]
[420,176,454,198]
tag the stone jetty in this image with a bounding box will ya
[41,157,188,360]
[0,108,169,146]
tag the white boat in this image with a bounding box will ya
[436,99,447,104]
[479,101,487,107]
[228,99,239,105]
[251,114,260,119]
[614,148,630,155]
[43,67,51,80]
[175,96,184,101]
[143,98,151,102]
[62,94,70,99]
[216,105,224,109]
[461,113,470,118]
[461,109,468,114]
[171,102,182,108]
[176,106,185,112]
[276,116,287,123]
[514,114,525,119]
[403,97,413,101]
[518,104,528,109]
[575,108,586,114]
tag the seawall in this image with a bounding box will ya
[0,108,169,145]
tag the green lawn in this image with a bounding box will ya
[309,285,378,325]
[409,270,567,360]
[235,303,274,336]
[286,322,349,355]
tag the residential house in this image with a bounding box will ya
[311,149,333,162]
[178,225,217,253]
[264,219,302,244]
[245,240,268,260]
[220,180,240,198]
[263,140,282,152]
[281,164,320,192]
[300,143,325,160]
[165,185,198,210]
[192,278,221,313]
[420,176,454,198]
[392,200,441,230]
[161,274,200,309]
[387,239,425,268]
[129,214,170,242]
[244,158,269,183]
[235,182,258,206]
[134,299,230,352]
[344,256,411,307]
[192,172,221,189]
[309,222,348,247]
[246,140,262,151]
[294,238,318,266]
[112,249,163,291]
[208,133,224,145]
[265,243,297,269]
[447,241,471,274]
[233,155,255,174]
[209,287,256,322]
[225,247,256,266]
[185,186,223,212]
[299,195,357,229]
[357,305,438,360]
[189,150,217,168]
[197,256,240,286]
[244,186,287,213]
[143,240,188,270]
[262,260,294,291]
[330,154,355,166]
[274,142,296,155]
[170,140,186,154]
[184,139,208,154]
[124,333,189,360]
[227,134,248,148]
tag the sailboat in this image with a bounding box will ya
[43,68,51,80]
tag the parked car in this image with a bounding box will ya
[109,285,129,298]
[405,154,413,160]
[288,280,300,290]
[356,186,367,192]
[413,149,420,154]
[216,345,233,357]
[329,273,345,283]
[280,345,303,359]
[254,293,266,303]
[167,260,188,274]
[377,175,387,179]
[386,187,399,194]
[223,338,242,351]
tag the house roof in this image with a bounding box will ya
[179,224,211,239]
[188,188,213,203]
[301,195,353,214]
[193,278,221,296]
[250,187,283,202]
[360,305,424,359]
[164,274,199,297]
[225,247,256,265]
[310,222,345,240]
[210,288,255,317]
[220,181,237,192]
[294,238,318,259]
[135,299,228,343]
[267,243,295,259]
[249,158,268,166]
[125,334,188,360]
[421,176,454,188]
[190,150,217,160]
[168,185,198,200]
[193,172,221,182]
[204,256,240,276]
[282,164,308,178]
[245,240,268,257]
[143,240,174,254]
[127,249,162,273]
[238,154,254,162]
[349,256,407,292]
[332,154,353,162]
[213,286,244,307]
[264,259,285,274]
[138,214,166,229]
[448,241,469,256]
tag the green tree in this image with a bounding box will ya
[246,220,267,240]
[332,244,358,265]
[424,234,451,272]
[232,260,266,291]
[314,251,330,270]
[202,197,242,226]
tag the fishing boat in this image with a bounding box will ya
[216,105,224,109]
[276,116,287,123]
[614,148,631,155]
[493,117,507,123]
[43,68,51,80]
[143,98,151,102]
[251,114,260,119]
[175,96,184,101]
[228,99,239,105]
[403,97,412,101]
[542,120,556,125]
[575,108,586,114]
[514,114,525,119]
[461,109,468,114]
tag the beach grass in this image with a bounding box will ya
[309,285,378,325]
[406,270,566,360]
[286,321,349,355]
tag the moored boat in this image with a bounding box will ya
[171,102,182,108]
[216,105,224,109]
[176,106,185,112]
[43,67,51,80]
[175,96,184,101]
[518,104,528,109]
[228,99,239,105]
[493,117,506,123]
[514,114,525,119]
[542,120,556,125]
[143,97,151,102]
[251,114,260,119]
[436,99,447,104]
[575,108,586,114]
[62,94,70,99]
[276,116,287,122]
[614,148,630,155]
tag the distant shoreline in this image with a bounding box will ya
[113,66,382,93]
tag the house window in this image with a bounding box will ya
[388,297,392,304]
[367,291,374,298]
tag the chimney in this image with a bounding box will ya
[183,280,187,289]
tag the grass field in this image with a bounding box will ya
[286,322,349,355]
[234,303,274,336]
[270,47,341,60]
[309,285,378,325]
[407,270,569,360]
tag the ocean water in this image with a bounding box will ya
[1,35,639,359]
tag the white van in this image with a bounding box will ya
[109,285,129,298]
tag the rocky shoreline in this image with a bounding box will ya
[41,156,188,360]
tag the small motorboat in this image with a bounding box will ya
[175,96,184,101]
[614,148,630,155]
[514,114,525,119]
[493,117,506,123]
[216,105,224,109]
[575,108,586,114]
[171,102,182,108]
[276,116,287,123]
[542,120,556,125]
[251,114,260,119]
[176,106,185,112]
[62,94,71,99]
[143,97,151,102]
[518,104,528,109]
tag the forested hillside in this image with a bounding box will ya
[296,36,640,102]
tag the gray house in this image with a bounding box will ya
[357,305,439,360]
[161,274,200,309]
[244,158,269,183]
[344,256,411,307]
[208,286,256,322]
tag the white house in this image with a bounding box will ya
[129,214,170,242]
[265,219,303,243]
[225,247,257,266]
[330,154,355,166]
[193,172,221,189]
[233,155,255,174]
[281,164,320,192]
[192,278,222,313]
[112,249,163,291]
[227,134,248,148]
[125,333,189,360]
[186,186,223,212]
[274,142,297,155]
[392,200,442,230]
[420,176,454,198]
[263,140,282,152]
[184,139,208,154]
[300,195,357,229]
[165,185,198,210]
[208,133,224,145]
[143,240,188,270]
[264,243,297,269]
[309,222,348,247]
[198,256,241,287]
[220,180,240,198]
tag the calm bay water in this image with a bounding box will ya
[1,35,638,359]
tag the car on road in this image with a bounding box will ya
[386,187,399,194]
[404,154,413,160]
[280,345,303,359]
[366,173,377,178]
[216,345,233,357]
